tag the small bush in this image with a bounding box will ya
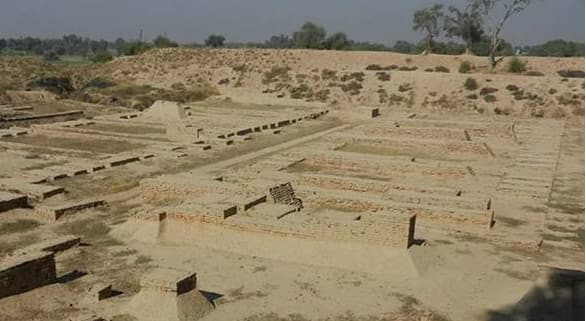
[483,94,497,103]
[375,72,390,81]
[464,78,478,91]
[466,94,478,100]
[505,84,519,92]
[424,68,434,72]
[459,61,472,73]
[340,72,365,82]
[398,83,412,92]
[479,87,498,95]
[434,66,450,73]
[90,51,114,63]
[339,81,363,95]
[399,66,418,71]
[289,84,311,99]
[508,57,527,73]
[548,88,557,95]
[557,70,585,78]
[365,64,391,71]
[217,78,230,85]
[262,66,291,84]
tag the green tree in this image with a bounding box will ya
[90,50,114,63]
[392,40,417,54]
[444,5,483,54]
[470,0,533,68]
[264,34,294,49]
[205,34,226,48]
[412,4,444,54]
[121,41,151,56]
[293,22,327,49]
[153,35,178,48]
[324,32,350,50]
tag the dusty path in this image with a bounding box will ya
[192,123,351,174]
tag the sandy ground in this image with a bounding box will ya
[0,49,583,321]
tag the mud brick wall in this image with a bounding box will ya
[309,195,487,227]
[0,252,56,299]
[305,155,468,178]
[0,194,28,212]
[330,135,488,155]
[359,127,467,140]
[140,180,226,200]
[223,214,413,247]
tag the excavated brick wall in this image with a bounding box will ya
[0,252,56,299]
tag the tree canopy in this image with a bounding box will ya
[293,22,327,49]
[412,4,444,54]
[205,34,226,48]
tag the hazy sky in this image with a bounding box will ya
[0,0,583,45]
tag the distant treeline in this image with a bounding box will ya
[0,28,583,63]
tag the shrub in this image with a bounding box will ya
[424,68,434,72]
[557,70,585,78]
[399,66,418,71]
[121,41,151,56]
[466,94,478,100]
[483,94,497,103]
[548,88,557,95]
[459,61,472,73]
[90,51,114,63]
[376,72,390,81]
[505,84,519,92]
[365,64,391,71]
[262,65,291,84]
[480,87,498,95]
[398,83,412,92]
[339,81,362,95]
[508,57,527,73]
[464,78,478,91]
[434,66,450,73]
[289,84,311,99]
[340,72,365,82]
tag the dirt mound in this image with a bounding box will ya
[5,90,59,104]
[89,48,584,118]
